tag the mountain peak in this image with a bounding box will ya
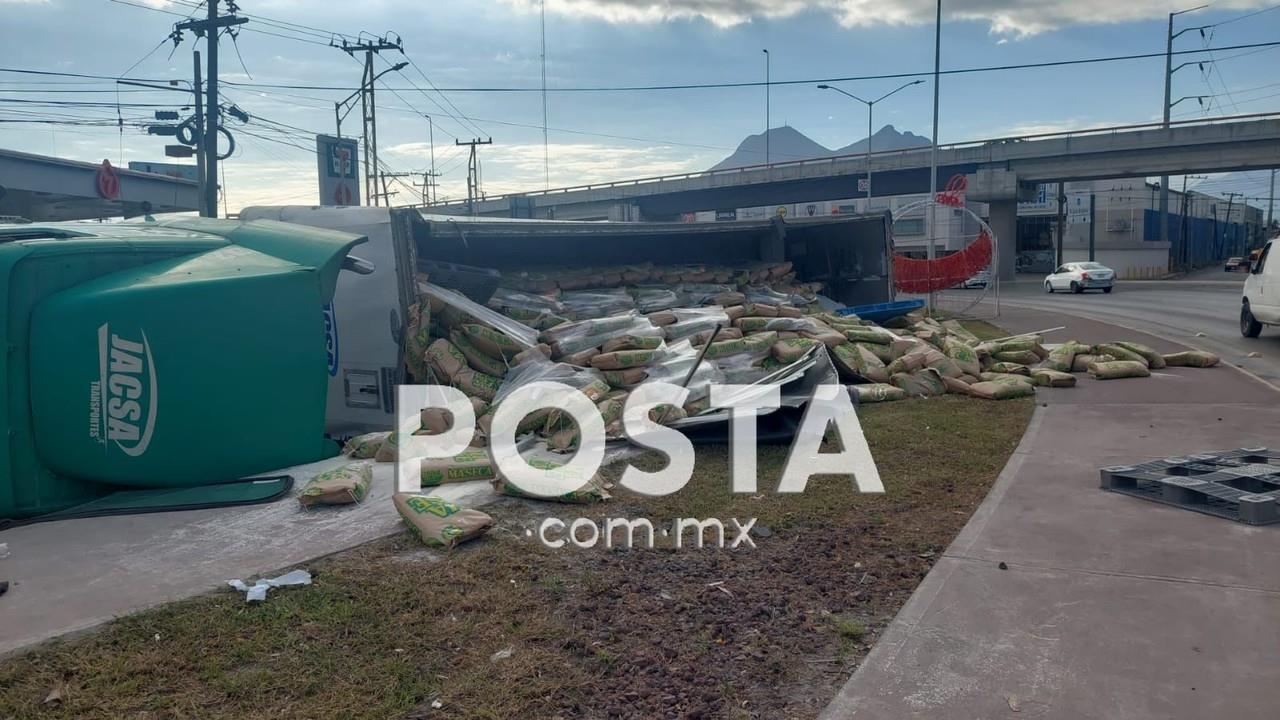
[710,125,931,170]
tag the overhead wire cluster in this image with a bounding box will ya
[3,0,1279,207]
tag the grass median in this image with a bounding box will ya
[1,351,1034,720]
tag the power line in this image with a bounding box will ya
[7,39,1280,98]
[207,40,1280,93]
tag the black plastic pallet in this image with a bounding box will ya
[1100,448,1280,525]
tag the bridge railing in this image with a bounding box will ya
[420,111,1280,209]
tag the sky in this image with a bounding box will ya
[1,0,1278,213]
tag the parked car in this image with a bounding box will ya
[1044,262,1115,294]
[1241,241,1276,338]
[960,269,989,289]
[1225,256,1251,273]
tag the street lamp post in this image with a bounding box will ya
[334,62,407,138]
[816,80,923,206]
[762,49,770,166]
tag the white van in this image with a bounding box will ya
[1241,240,1277,337]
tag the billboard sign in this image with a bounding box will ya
[127,161,198,182]
[1018,183,1056,213]
[316,135,360,206]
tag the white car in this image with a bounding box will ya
[1044,262,1115,294]
[1241,241,1277,337]
[960,269,989,289]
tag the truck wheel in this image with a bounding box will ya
[1103,287,1113,294]
[1071,281,1082,294]
[1241,303,1263,338]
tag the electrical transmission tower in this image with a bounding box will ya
[339,34,403,206]
[456,138,492,216]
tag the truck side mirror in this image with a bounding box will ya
[342,254,376,275]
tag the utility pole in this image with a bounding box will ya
[1224,191,1242,256]
[540,0,549,190]
[1267,168,1276,235]
[1161,5,1208,251]
[192,51,206,216]
[415,170,441,206]
[339,34,404,206]
[1088,192,1096,262]
[176,0,247,218]
[376,171,417,206]
[1055,182,1066,268]
[926,0,942,313]
[456,138,492,216]
[1179,174,1207,270]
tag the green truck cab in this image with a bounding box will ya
[1,217,366,519]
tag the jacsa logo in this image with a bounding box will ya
[322,302,339,377]
[91,323,158,456]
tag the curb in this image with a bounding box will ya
[817,405,1048,720]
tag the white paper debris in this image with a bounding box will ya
[228,569,312,603]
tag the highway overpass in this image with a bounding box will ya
[424,112,1280,279]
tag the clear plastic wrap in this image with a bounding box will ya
[559,288,636,320]
[539,311,664,357]
[488,287,564,314]
[640,339,727,402]
[491,357,609,407]
[663,307,730,341]
[630,285,684,313]
[679,283,737,306]
[743,284,808,307]
[422,282,538,349]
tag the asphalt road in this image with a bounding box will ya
[991,272,1280,390]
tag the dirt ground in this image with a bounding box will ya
[0,392,1032,720]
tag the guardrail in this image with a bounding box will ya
[420,111,1280,209]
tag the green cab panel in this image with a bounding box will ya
[2,218,364,516]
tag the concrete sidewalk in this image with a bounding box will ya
[822,306,1280,720]
[0,458,493,655]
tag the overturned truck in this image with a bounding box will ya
[240,206,897,438]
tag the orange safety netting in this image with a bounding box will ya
[893,230,992,294]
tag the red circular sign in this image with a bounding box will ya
[96,159,120,200]
[333,183,353,206]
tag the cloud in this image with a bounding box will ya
[384,141,711,198]
[503,0,1269,37]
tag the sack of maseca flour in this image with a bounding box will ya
[772,337,819,363]
[420,397,489,435]
[969,380,1035,400]
[460,324,524,360]
[374,430,403,462]
[1113,341,1167,369]
[1031,369,1076,387]
[852,383,907,403]
[1162,350,1219,368]
[1088,360,1150,380]
[591,348,661,370]
[451,329,509,377]
[299,462,372,507]
[426,339,469,381]
[404,299,433,381]
[418,448,501,487]
[343,431,389,459]
[393,493,494,549]
[491,456,611,504]
[602,335,663,353]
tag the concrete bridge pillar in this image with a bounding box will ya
[987,200,1018,282]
